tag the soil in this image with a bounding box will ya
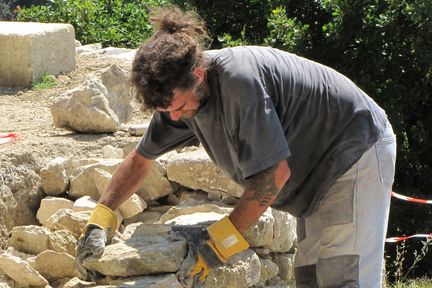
[0,53,152,249]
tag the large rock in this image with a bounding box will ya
[201,249,261,288]
[0,22,75,87]
[84,224,187,277]
[258,258,279,285]
[7,225,51,255]
[36,196,74,226]
[159,204,275,248]
[40,157,70,196]
[49,230,77,256]
[166,149,244,197]
[108,274,182,288]
[272,253,296,283]
[45,209,89,239]
[0,252,48,287]
[34,250,80,281]
[264,209,296,253]
[51,64,133,133]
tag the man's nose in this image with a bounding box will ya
[170,111,182,121]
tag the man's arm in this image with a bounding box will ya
[98,149,155,210]
[229,159,291,233]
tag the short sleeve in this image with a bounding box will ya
[233,97,291,179]
[137,111,200,159]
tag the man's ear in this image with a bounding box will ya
[193,67,206,84]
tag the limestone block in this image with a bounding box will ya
[272,253,295,282]
[51,64,133,133]
[0,252,48,287]
[160,204,274,247]
[201,249,261,288]
[123,210,163,226]
[102,145,124,159]
[72,195,98,212]
[69,160,122,199]
[0,22,75,87]
[45,209,89,239]
[108,274,182,287]
[258,258,279,285]
[48,230,77,256]
[76,43,102,55]
[7,225,51,255]
[166,149,244,197]
[92,169,147,219]
[264,209,297,253]
[37,196,74,226]
[34,250,80,281]
[0,276,14,288]
[137,160,177,201]
[52,277,96,288]
[40,157,69,196]
[83,224,187,277]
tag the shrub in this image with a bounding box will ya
[17,0,170,48]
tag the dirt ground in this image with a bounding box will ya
[0,54,152,248]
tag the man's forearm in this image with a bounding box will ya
[229,160,290,233]
[98,149,154,210]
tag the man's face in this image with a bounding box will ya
[159,87,201,121]
[157,68,206,121]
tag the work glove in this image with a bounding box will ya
[75,204,117,281]
[173,217,249,287]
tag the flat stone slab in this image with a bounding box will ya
[0,22,76,87]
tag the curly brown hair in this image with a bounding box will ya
[131,7,209,110]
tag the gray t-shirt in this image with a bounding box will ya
[137,46,388,217]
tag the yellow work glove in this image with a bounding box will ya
[174,217,249,287]
[75,204,117,281]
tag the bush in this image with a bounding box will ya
[17,0,170,48]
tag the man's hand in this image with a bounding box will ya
[174,217,249,287]
[75,204,117,281]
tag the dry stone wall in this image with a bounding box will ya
[0,147,297,288]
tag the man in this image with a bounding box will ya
[76,7,396,287]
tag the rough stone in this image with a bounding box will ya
[83,224,187,277]
[264,209,296,253]
[201,249,261,288]
[40,157,69,196]
[0,252,48,287]
[52,277,96,288]
[0,22,75,87]
[48,230,77,256]
[0,276,14,288]
[45,209,89,239]
[7,225,51,255]
[34,250,80,281]
[166,149,244,197]
[136,160,177,201]
[272,253,295,283]
[102,145,124,159]
[258,258,279,285]
[36,196,74,226]
[108,274,182,287]
[51,64,133,133]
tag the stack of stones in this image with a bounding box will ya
[0,146,297,288]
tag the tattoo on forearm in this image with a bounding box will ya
[244,165,278,206]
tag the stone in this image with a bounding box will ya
[0,22,75,87]
[83,224,187,277]
[51,64,133,133]
[0,276,14,288]
[136,160,177,201]
[37,196,74,226]
[40,157,69,196]
[201,249,261,288]
[272,253,295,283]
[7,225,51,255]
[76,43,102,55]
[52,277,96,288]
[72,195,98,212]
[0,252,48,287]
[34,250,80,281]
[108,274,182,287]
[102,145,124,159]
[259,258,279,285]
[45,209,89,239]
[48,230,77,256]
[166,149,244,197]
[160,204,275,247]
[264,209,296,253]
